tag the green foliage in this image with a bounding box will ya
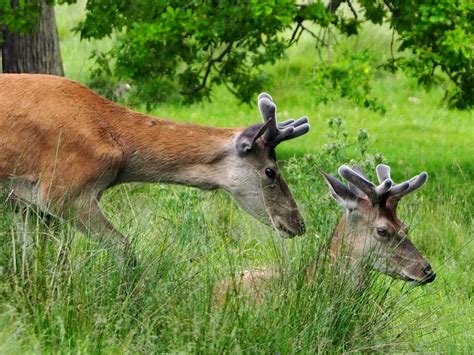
[380,0,473,108]
[296,1,334,28]
[1,0,472,108]
[73,0,472,109]
[309,49,387,114]
[77,0,297,106]
[0,0,75,36]
[0,0,43,35]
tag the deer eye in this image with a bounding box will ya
[377,227,389,237]
[265,168,277,179]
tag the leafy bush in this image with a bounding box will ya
[383,0,473,109]
[77,1,297,107]
[310,50,387,114]
[72,1,473,109]
[1,1,471,108]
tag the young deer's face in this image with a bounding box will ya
[343,199,435,284]
[323,165,435,285]
[229,93,310,237]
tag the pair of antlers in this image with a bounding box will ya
[256,92,427,204]
[337,164,428,204]
[257,93,310,147]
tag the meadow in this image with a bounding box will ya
[0,2,472,353]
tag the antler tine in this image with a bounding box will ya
[278,116,309,128]
[276,117,310,144]
[339,165,394,203]
[278,119,295,127]
[406,172,428,193]
[387,181,410,197]
[374,179,393,196]
[258,96,280,140]
[376,163,410,198]
[365,164,393,196]
[389,172,428,199]
[376,164,391,184]
[348,165,368,197]
[257,92,310,147]
[352,165,371,179]
[338,165,377,201]
[258,92,273,102]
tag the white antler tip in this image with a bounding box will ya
[258,92,273,102]
[338,165,352,178]
[258,97,275,109]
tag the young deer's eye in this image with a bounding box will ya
[265,168,277,179]
[377,227,388,237]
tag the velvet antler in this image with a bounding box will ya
[338,164,428,204]
[257,93,310,147]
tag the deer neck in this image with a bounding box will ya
[106,108,240,189]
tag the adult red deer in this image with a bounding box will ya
[215,164,435,303]
[0,74,310,263]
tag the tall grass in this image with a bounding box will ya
[0,151,440,353]
[0,2,471,352]
[1,120,471,352]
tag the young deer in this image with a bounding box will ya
[215,164,435,304]
[0,74,310,262]
[322,164,435,284]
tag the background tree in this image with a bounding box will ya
[1,0,65,75]
[78,1,300,106]
[28,0,472,109]
[383,0,473,108]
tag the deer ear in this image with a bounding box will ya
[235,121,272,154]
[321,171,358,209]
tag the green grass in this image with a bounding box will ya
[0,2,472,353]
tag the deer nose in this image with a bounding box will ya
[422,264,436,283]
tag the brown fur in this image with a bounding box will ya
[330,197,434,283]
[0,74,305,263]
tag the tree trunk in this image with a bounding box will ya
[1,0,64,76]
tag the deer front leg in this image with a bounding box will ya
[71,198,137,267]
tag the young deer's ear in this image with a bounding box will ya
[321,171,358,209]
[235,120,272,154]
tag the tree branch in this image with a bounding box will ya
[326,0,344,13]
[211,62,239,97]
[346,0,358,19]
[181,42,233,95]
[288,23,302,47]
[383,1,395,13]
[390,28,395,61]
[300,22,327,46]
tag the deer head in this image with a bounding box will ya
[322,164,435,285]
[229,93,310,237]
